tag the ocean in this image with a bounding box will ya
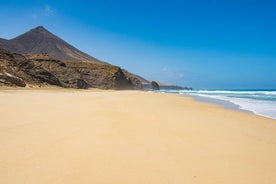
[159,89,276,120]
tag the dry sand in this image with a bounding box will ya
[0,89,276,184]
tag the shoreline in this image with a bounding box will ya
[1,89,276,183]
[189,94,256,115]
[1,87,275,120]
[188,94,276,120]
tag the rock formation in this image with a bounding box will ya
[0,48,139,89]
[151,81,160,90]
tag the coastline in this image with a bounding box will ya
[187,92,276,120]
[1,89,276,184]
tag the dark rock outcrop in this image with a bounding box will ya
[151,81,160,90]
[76,79,89,89]
[112,68,133,89]
[0,73,26,87]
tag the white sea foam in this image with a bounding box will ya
[160,89,276,120]
[189,94,276,119]
[228,98,276,119]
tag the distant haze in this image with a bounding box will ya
[0,0,275,89]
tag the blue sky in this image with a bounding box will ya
[0,0,276,89]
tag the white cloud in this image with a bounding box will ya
[31,4,53,20]
[44,4,53,16]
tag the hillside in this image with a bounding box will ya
[0,48,142,89]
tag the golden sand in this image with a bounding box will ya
[0,89,276,184]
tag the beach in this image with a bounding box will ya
[1,89,276,184]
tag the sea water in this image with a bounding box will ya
[159,89,276,120]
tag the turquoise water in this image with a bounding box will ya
[159,89,276,120]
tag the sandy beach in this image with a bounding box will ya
[0,89,276,184]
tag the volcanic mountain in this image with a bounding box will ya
[0,26,146,89]
[0,26,102,63]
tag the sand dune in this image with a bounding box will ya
[0,89,276,184]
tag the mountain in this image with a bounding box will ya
[0,26,145,89]
[0,26,102,63]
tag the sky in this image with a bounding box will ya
[0,0,276,89]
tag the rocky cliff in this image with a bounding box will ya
[0,48,141,89]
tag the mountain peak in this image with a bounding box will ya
[34,25,46,30]
[30,26,49,34]
[0,26,103,63]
